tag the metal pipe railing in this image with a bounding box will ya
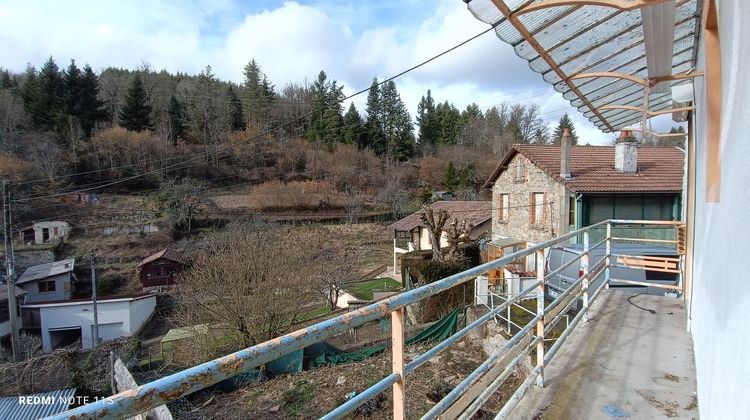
[52,219,683,420]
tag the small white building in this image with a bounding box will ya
[16,258,75,303]
[21,294,156,352]
[18,221,71,245]
[387,201,492,274]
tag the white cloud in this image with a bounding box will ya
[0,0,619,144]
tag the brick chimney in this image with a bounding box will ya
[560,128,571,179]
[615,131,638,173]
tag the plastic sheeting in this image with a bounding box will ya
[313,309,460,367]
[464,0,701,132]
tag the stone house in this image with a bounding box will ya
[485,139,684,246]
[387,201,492,274]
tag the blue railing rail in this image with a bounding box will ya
[49,219,683,420]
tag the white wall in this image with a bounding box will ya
[37,296,156,352]
[690,1,750,418]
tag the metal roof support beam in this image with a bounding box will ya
[489,0,615,132]
[513,0,673,18]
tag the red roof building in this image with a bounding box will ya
[138,249,189,289]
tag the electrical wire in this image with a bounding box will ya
[12,23,499,201]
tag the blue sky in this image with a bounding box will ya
[0,0,662,144]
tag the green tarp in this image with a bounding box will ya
[313,309,459,367]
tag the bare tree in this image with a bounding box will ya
[156,177,216,234]
[171,222,314,365]
[420,204,450,262]
[377,174,411,218]
[444,218,473,261]
[314,248,359,310]
[343,190,364,224]
[27,134,66,184]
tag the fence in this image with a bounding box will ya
[50,219,683,420]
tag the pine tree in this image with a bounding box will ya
[77,65,105,138]
[35,57,65,132]
[552,113,578,145]
[417,89,438,147]
[21,65,41,124]
[0,70,12,90]
[379,81,414,161]
[435,101,462,145]
[226,85,245,131]
[62,60,81,117]
[462,103,482,120]
[444,161,459,190]
[242,59,275,129]
[306,71,344,148]
[167,95,186,144]
[342,103,365,146]
[364,78,385,154]
[119,73,153,132]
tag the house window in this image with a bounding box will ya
[530,192,547,225]
[498,193,509,223]
[38,280,56,293]
[0,300,9,322]
[704,0,721,202]
[568,196,576,226]
[514,158,526,182]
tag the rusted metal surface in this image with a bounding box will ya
[53,219,686,420]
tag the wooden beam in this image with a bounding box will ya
[489,0,615,132]
[649,70,704,84]
[569,71,646,86]
[600,104,645,113]
[513,0,672,17]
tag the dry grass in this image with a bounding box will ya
[194,338,525,419]
[212,180,371,212]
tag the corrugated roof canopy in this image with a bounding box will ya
[465,0,701,133]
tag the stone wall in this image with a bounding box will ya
[491,153,570,244]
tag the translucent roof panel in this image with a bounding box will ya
[465,0,701,133]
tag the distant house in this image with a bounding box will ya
[18,221,70,245]
[387,201,492,274]
[485,141,684,245]
[0,283,25,347]
[21,293,156,352]
[432,191,455,201]
[16,258,75,303]
[138,249,188,289]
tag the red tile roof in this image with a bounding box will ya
[484,145,684,193]
[387,201,492,232]
[138,249,188,267]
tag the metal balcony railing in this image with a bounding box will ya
[50,219,684,420]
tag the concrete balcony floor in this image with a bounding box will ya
[512,290,697,419]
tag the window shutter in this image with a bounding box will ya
[543,193,548,224]
[498,194,503,221]
[529,193,535,224]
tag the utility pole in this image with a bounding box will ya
[3,180,21,361]
[90,252,99,347]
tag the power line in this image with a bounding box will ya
[14,24,499,202]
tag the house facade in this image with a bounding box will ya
[0,284,25,347]
[138,249,188,289]
[18,221,70,245]
[387,201,492,274]
[21,294,156,352]
[486,142,684,245]
[16,258,75,303]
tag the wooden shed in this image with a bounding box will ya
[137,249,188,289]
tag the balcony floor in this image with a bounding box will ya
[512,290,697,419]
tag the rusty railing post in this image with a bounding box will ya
[582,229,590,322]
[392,307,406,419]
[605,222,612,290]
[536,249,545,387]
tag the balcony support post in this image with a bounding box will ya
[582,230,590,322]
[536,249,545,387]
[391,307,406,419]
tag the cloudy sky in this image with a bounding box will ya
[0,0,643,144]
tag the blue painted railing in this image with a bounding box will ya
[48,219,682,420]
